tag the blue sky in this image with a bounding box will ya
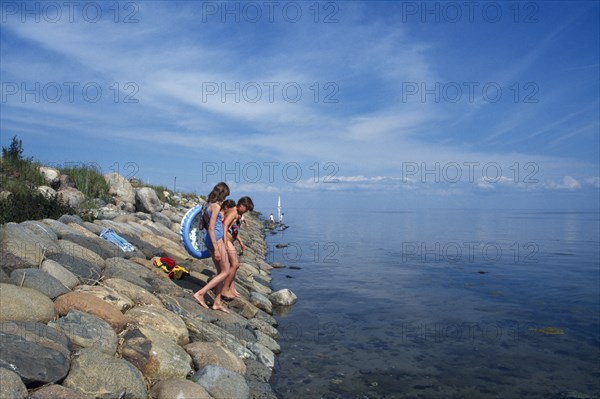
[1,1,598,211]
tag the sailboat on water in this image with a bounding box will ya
[277,195,289,230]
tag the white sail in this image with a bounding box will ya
[277,195,281,223]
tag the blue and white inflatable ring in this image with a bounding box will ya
[180,204,211,259]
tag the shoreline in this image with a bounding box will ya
[0,172,292,399]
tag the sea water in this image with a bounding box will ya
[265,208,600,399]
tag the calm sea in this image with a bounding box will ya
[264,208,600,399]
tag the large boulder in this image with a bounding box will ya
[29,384,95,399]
[54,291,127,332]
[57,187,86,210]
[10,268,70,299]
[0,283,56,322]
[120,326,192,379]
[57,239,105,269]
[105,172,135,205]
[125,305,189,346]
[1,223,60,268]
[39,166,60,187]
[269,288,298,306]
[135,187,163,213]
[150,379,212,399]
[249,291,273,314]
[40,259,80,289]
[48,309,118,355]
[74,285,135,312]
[184,342,247,375]
[37,185,57,199]
[0,321,71,386]
[103,278,164,307]
[102,257,154,291]
[0,368,27,399]
[191,365,250,399]
[63,348,148,399]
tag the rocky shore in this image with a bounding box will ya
[0,171,296,399]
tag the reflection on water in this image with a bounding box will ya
[267,209,600,399]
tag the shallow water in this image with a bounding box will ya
[266,208,600,399]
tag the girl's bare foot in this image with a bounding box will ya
[212,303,230,313]
[193,293,209,309]
[221,290,236,300]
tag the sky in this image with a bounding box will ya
[1,0,599,212]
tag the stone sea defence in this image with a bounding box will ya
[0,171,294,399]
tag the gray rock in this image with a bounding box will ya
[0,283,56,322]
[184,341,247,375]
[0,368,27,399]
[1,223,59,267]
[58,187,86,209]
[45,252,102,284]
[151,212,173,228]
[37,185,57,198]
[48,309,118,355]
[103,278,164,307]
[135,187,163,213]
[244,358,273,383]
[158,294,219,323]
[254,309,278,327]
[29,384,95,399]
[61,231,126,260]
[184,317,255,360]
[250,291,273,314]
[20,220,59,242]
[57,239,105,269]
[82,221,104,235]
[247,341,275,368]
[39,166,61,187]
[215,320,257,344]
[63,348,148,399]
[10,268,70,299]
[0,321,71,386]
[269,288,298,306]
[41,218,87,239]
[192,365,250,399]
[105,172,135,204]
[40,259,86,289]
[102,257,154,291]
[254,329,281,354]
[126,305,189,346]
[120,326,192,379]
[150,379,212,399]
[248,318,279,339]
[58,214,84,225]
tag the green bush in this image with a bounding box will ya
[58,164,110,201]
[0,192,75,223]
[0,136,45,195]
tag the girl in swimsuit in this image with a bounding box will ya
[221,196,254,299]
[193,182,231,313]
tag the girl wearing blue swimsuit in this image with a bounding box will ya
[193,182,231,313]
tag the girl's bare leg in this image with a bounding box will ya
[222,241,240,299]
[193,241,230,311]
